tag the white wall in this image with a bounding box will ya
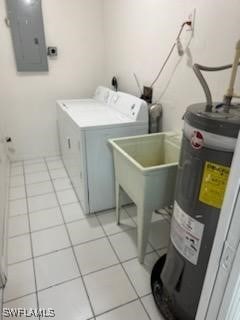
[0,0,105,160]
[1,0,240,160]
[103,0,240,131]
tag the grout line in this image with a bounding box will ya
[26,222,65,236]
[25,222,65,236]
[8,220,152,262]
[43,156,61,162]
[122,205,170,256]
[69,234,108,248]
[10,178,70,190]
[44,158,97,319]
[94,297,140,319]
[23,158,45,162]
[3,276,84,305]
[80,261,120,277]
[23,161,45,165]
[9,184,25,188]
[54,186,74,192]
[8,212,28,219]
[8,244,71,266]
[10,162,23,166]
[3,289,153,314]
[3,292,38,305]
[33,245,72,260]
[9,187,75,202]
[18,165,41,320]
[27,191,55,199]
[45,167,65,172]
[94,213,152,320]
[8,219,63,240]
[9,173,24,178]
[28,187,72,198]
[28,205,59,215]
[28,204,60,215]
[27,188,73,200]
[4,265,149,306]
[11,170,47,178]
[24,170,48,174]
[9,175,166,248]
[1,279,3,318]
[8,197,26,201]
[25,179,51,186]
[7,257,34,267]
[8,213,28,219]
[6,159,165,319]
[6,242,168,269]
[27,199,82,215]
[37,274,82,295]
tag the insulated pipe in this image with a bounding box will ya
[193,64,213,112]
[193,61,240,112]
[225,40,240,105]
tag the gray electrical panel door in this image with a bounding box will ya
[6,0,48,72]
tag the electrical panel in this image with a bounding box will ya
[6,0,48,72]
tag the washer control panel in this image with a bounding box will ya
[94,86,148,122]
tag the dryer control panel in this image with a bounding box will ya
[94,86,148,122]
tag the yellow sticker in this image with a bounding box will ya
[199,161,230,209]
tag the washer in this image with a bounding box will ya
[57,86,148,214]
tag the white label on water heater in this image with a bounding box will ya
[171,201,204,265]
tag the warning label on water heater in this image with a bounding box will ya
[199,161,230,209]
[171,202,204,265]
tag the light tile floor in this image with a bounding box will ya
[1,157,170,320]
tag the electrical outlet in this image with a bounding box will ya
[47,46,58,57]
[187,9,196,34]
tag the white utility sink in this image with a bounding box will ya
[109,132,181,263]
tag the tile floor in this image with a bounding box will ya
[1,157,170,320]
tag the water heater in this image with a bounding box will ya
[151,41,240,319]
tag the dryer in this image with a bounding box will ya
[57,86,148,214]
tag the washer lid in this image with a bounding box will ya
[72,109,134,128]
[59,102,135,128]
[184,103,240,138]
[57,99,106,111]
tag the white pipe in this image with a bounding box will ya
[226,40,240,98]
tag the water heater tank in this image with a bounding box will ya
[152,102,240,320]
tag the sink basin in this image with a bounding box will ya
[109,132,181,263]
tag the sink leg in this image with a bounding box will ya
[116,180,121,225]
[137,203,153,264]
